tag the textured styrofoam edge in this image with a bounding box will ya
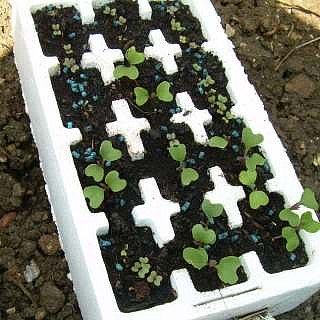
[12,0,320,320]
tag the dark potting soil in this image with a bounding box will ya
[32,0,308,313]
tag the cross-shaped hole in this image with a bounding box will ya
[132,178,180,248]
[105,99,151,161]
[205,166,246,229]
[171,92,212,145]
[144,29,182,75]
[81,34,124,85]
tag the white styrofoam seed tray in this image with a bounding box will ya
[11,0,320,319]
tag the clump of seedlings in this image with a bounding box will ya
[168,140,199,186]
[131,257,163,287]
[134,81,174,106]
[280,188,320,251]
[83,140,127,209]
[63,57,79,73]
[239,127,269,210]
[182,202,241,285]
[114,46,145,80]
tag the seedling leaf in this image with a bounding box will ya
[282,226,300,252]
[301,188,319,211]
[208,136,228,149]
[242,128,264,153]
[279,209,300,227]
[183,247,208,270]
[246,153,266,170]
[192,224,216,245]
[300,211,320,233]
[201,199,224,218]
[114,65,139,80]
[125,46,145,65]
[239,170,257,187]
[100,140,122,162]
[84,186,105,209]
[105,170,127,192]
[216,256,241,285]
[181,168,199,186]
[168,142,186,162]
[85,164,104,182]
[156,81,174,102]
[249,191,269,209]
[134,87,149,106]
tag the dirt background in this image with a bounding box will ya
[0,0,319,319]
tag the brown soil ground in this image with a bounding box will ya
[0,0,319,319]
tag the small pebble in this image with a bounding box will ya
[175,107,182,113]
[38,234,60,256]
[115,263,124,272]
[231,234,240,242]
[187,159,196,165]
[289,253,297,262]
[218,232,228,240]
[204,244,211,251]
[267,209,274,216]
[66,122,73,129]
[232,145,240,153]
[249,234,260,243]
[155,75,161,82]
[68,32,76,39]
[118,135,125,142]
[80,73,87,79]
[155,63,162,71]
[81,91,87,97]
[198,151,205,160]
[231,130,240,138]
[119,199,126,207]
[24,259,40,283]
[169,108,176,114]
[166,133,176,140]
[63,67,68,74]
[160,125,168,132]
[99,239,112,249]
[73,14,81,21]
[72,150,80,159]
[105,160,112,167]
[235,118,242,124]
[181,201,191,212]
[264,162,271,172]
[92,95,98,101]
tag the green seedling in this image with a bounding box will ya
[208,136,228,149]
[134,81,174,106]
[118,16,127,25]
[114,46,145,80]
[171,18,186,32]
[63,44,73,55]
[168,141,199,186]
[192,224,216,245]
[198,75,215,88]
[201,199,224,219]
[279,188,320,252]
[245,153,266,171]
[179,35,188,44]
[147,271,163,287]
[242,127,264,155]
[51,24,61,36]
[83,141,126,209]
[183,247,208,270]
[103,6,117,16]
[215,256,241,285]
[131,257,151,278]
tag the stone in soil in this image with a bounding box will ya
[38,234,61,256]
[40,282,65,314]
[285,73,316,98]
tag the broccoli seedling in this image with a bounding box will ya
[83,141,126,209]
[134,81,174,106]
[131,257,151,278]
[242,127,264,155]
[201,199,224,220]
[168,141,199,186]
[192,224,216,245]
[215,256,241,285]
[208,136,228,149]
[147,271,163,286]
[114,46,145,80]
[170,18,186,32]
[280,188,320,252]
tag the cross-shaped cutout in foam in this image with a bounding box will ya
[105,99,151,161]
[81,34,123,85]
[171,92,212,145]
[205,166,246,229]
[138,0,152,20]
[132,178,180,248]
[144,29,182,75]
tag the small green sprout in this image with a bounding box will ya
[114,46,145,80]
[208,136,228,149]
[134,81,174,106]
[83,141,125,209]
[179,35,188,44]
[242,127,264,155]
[280,188,320,252]
[63,44,73,55]
[131,257,151,278]
[170,18,186,32]
[183,247,208,270]
[51,24,61,36]
[118,16,127,25]
[249,191,269,210]
[199,75,215,88]
[216,256,241,285]
[192,224,216,245]
[168,141,199,186]
[147,271,163,286]
[189,42,199,49]
[245,153,266,171]
[239,169,257,189]
[103,6,116,16]
[192,63,202,72]
[63,57,79,73]
[201,199,224,219]
[100,140,122,162]
[167,5,178,15]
